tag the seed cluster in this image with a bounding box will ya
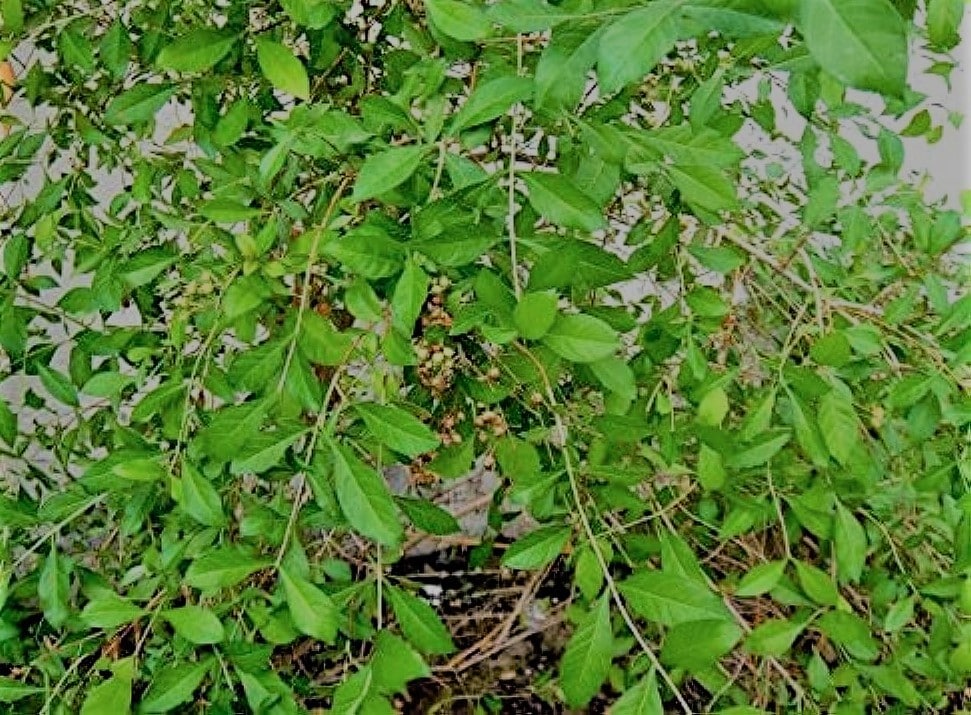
[473,407,507,440]
[421,276,453,331]
[438,411,465,447]
[416,342,457,394]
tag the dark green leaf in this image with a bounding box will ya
[523,172,606,232]
[661,619,742,671]
[331,441,403,546]
[387,586,455,654]
[139,659,212,713]
[104,83,175,125]
[449,77,532,134]
[560,596,613,707]
[184,548,270,591]
[355,403,440,457]
[351,145,426,202]
[597,2,681,94]
[620,571,732,626]
[502,526,572,570]
[38,544,70,628]
[280,565,339,643]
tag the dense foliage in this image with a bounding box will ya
[0,0,969,712]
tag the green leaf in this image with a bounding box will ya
[560,595,613,708]
[229,426,306,475]
[81,673,131,715]
[175,463,226,527]
[0,0,24,35]
[425,0,492,41]
[0,677,42,705]
[799,0,907,96]
[513,291,558,340]
[725,431,791,469]
[139,659,212,713]
[735,560,786,598]
[371,631,430,695]
[37,364,79,407]
[619,571,732,626]
[523,172,606,232]
[818,390,858,465]
[280,0,337,28]
[667,163,739,215]
[3,233,29,279]
[397,497,461,535]
[816,611,879,661]
[184,547,270,591]
[597,2,681,94]
[449,76,532,134]
[696,444,726,491]
[104,83,175,125]
[589,356,637,400]
[58,26,95,71]
[99,21,131,78]
[330,667,385,715]
[280,565,339,643]
[81,371,132,398]
[610,671,663,715]
[661,619,742,671]
[833,502,867,583]
[200,198,261,223]
[697,387,729,426]
[161,606,225,644]
[542,314,619,363]
[794,560,839,606]
[528,240,633,292]
[687,244,745,274]
[156,29,236,72]
[535,25,603,110]
[256,38,310,100]
[502,525,572,570]
[355,403,440,457]
[351,145,426,202]
[788,390,830,467]
[391,258,429,336]
[111,457,166,482]
[0,398,17,446]
[681,4,785,38]
[38,544,70,628]
[884,595,915,633]
[488,0,573,31]
[331,441,404,546]
[387,586,455,654]
[80,592,144,630]
[927,0,963,50]
[299,310,356,366]
[745,617,806,657]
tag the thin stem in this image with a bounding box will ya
[277,177,350,395]
[514,343,692,714]
[506,35,524,299]
[10,495,105,571]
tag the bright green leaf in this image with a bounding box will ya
[256,38,310,99]
[542,313,619,363]
[156,29,236,72]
